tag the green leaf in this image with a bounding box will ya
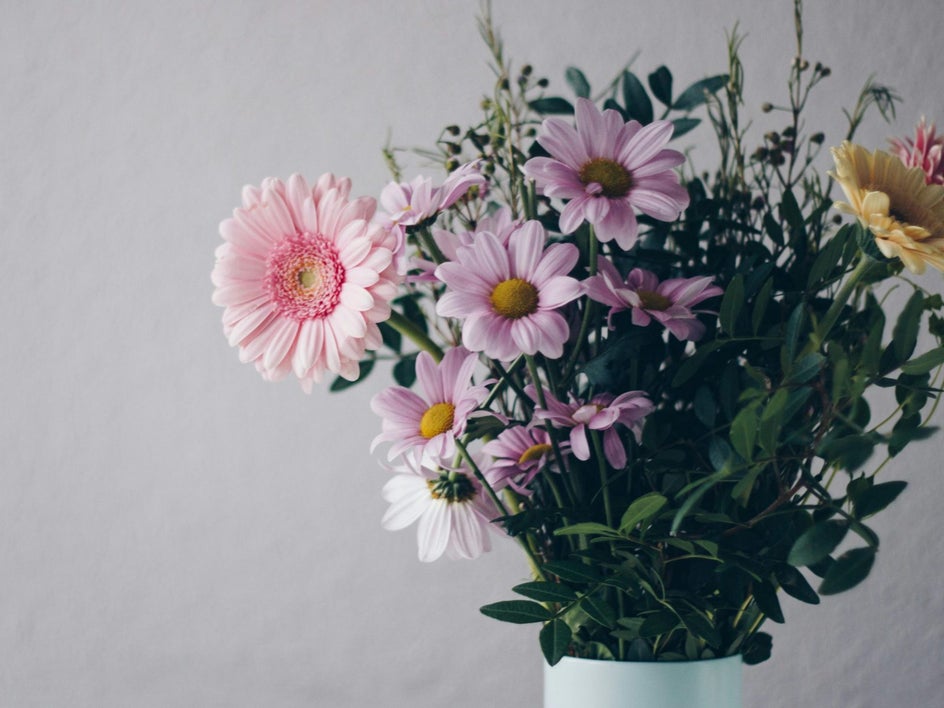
[853,481,907,519]
[554,522,621,538]
[543,560,603,585]
[512,581,578,603]
[901,346,944,375]
[528,97,575,115]
[729,404,759,460]
[763,212,784,247]
[742,632,773,665]
[378,321,402,353]
[719,274,745,334]
[681,611,721,648]
[540,619,573,666]
[893,290,926,364]
[392,353,417,387]
[672,74,728,111]
[752,278,774,334]
[751,581,784,623]
[774,565,820,605]
[329,359,374,391]
[565,67,591,98]
[671,341,725,387]
[787,520,848,567]
[647,66,673,106]
[780,188,804,236]
[639,611,680,637]
[670,117,700,139]
[621,71,653,124]
[694,386,717,428]
[785,352,824,385]
[480,600,552,624]
[581,595,617,627]
[783,304,806,364]
[619,492,668,533]
[818,547,876,595]
[807,225,851,289]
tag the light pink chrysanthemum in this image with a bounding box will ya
[889,118,944,186]
[371,347,488,462]
[523,98,690,250]
[435,221,583,360]
[585,260,723,341]
[534,389,653,470]
[381,452,503,562]
[482,424,563,494]
[379,161,486,230]
[212,174,400,391]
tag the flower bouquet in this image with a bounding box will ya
[212,0,944,677]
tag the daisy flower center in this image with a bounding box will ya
[491,278,540,319]
[518,443,552,465]
[427,471,476,503]
[578,157,633,198]
[419,402,456,438]
[637,290,673,311]
[265,233,345,321]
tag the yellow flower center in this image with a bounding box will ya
[637,289,672,311]
[517,443,552,465]
[578,158,633,198]
[297,268,321,290]
[419,402,456,439]
[490,278,540,319]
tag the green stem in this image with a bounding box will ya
[562,231,600,381]
[385,311,444,362]
[813,255,872,347]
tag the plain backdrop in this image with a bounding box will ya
[3,1,944,706]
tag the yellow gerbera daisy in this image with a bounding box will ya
[830,140,944,274]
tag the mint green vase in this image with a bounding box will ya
[544,655,743,708]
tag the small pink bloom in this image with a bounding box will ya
[435,221,583,361]
[412,206,521,280]
[370,348,488,462]
[482,424,564,494]
[379,161,486,230]
[889,118,944,185]
[523,98,690,250]
[534,389,653,469]
[381,452,503,562]
[212,174,400,391]
[585,260,723,341]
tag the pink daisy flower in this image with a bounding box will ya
[411,206,521,281]
[434,221,583,361]
[381,452,503,562]
[889,118,944,186]
[585,260,723,341]
[212,174,400,391]
[379,161,486,230]
[523,98,690,250]
[534,389,653,470]
[370,347,488,462]
[482,424,562,494]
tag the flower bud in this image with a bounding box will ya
[761,102,774,113]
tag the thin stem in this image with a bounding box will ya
[385,311,444,362]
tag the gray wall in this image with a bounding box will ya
[3,1,942,705]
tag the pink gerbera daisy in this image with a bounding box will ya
[523,98,690,250]
[534,389,653,470]
[212,174,400,390]
[482,424,562,494]
[585,260,723,341]
[434,221,583,361]
[889,118,944,186]
[370,347,488,462]
[381,452,503,562]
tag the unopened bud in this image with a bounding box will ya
[537,78,549,88]
[521,64,533,76]
[810,132,825,145]
[761,102,774,113]
[446,125,460,136]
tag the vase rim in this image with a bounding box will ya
[548,653,743,667]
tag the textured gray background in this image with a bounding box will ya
[3,1,943,706]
